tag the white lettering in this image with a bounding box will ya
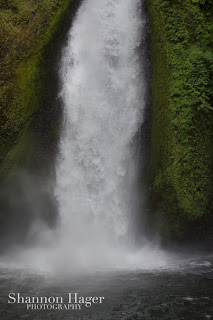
[8,293,16,304]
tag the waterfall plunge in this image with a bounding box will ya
[53,0,147,269]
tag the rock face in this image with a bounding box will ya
[147,0,213,239]
[0,0,82,244]
[0,0,77,177]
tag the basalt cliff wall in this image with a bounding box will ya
[147,0,213,240]
[0,0,78,178]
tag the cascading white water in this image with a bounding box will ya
[50,0,149,271]
[55,0,145,247]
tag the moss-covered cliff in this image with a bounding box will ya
[0,0,80,243]
[147,0,213,239]
[0,0,77,178]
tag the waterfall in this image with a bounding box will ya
[52,0,147,270]
[0,0,173,273]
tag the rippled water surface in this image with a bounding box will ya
[0,255,213,320]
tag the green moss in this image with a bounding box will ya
[147,0,213,239]
[0,0,75,177]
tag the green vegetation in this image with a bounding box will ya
[147,0,213,238]
[0,0,75,177]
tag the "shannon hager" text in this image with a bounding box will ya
[8,293,105,309]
